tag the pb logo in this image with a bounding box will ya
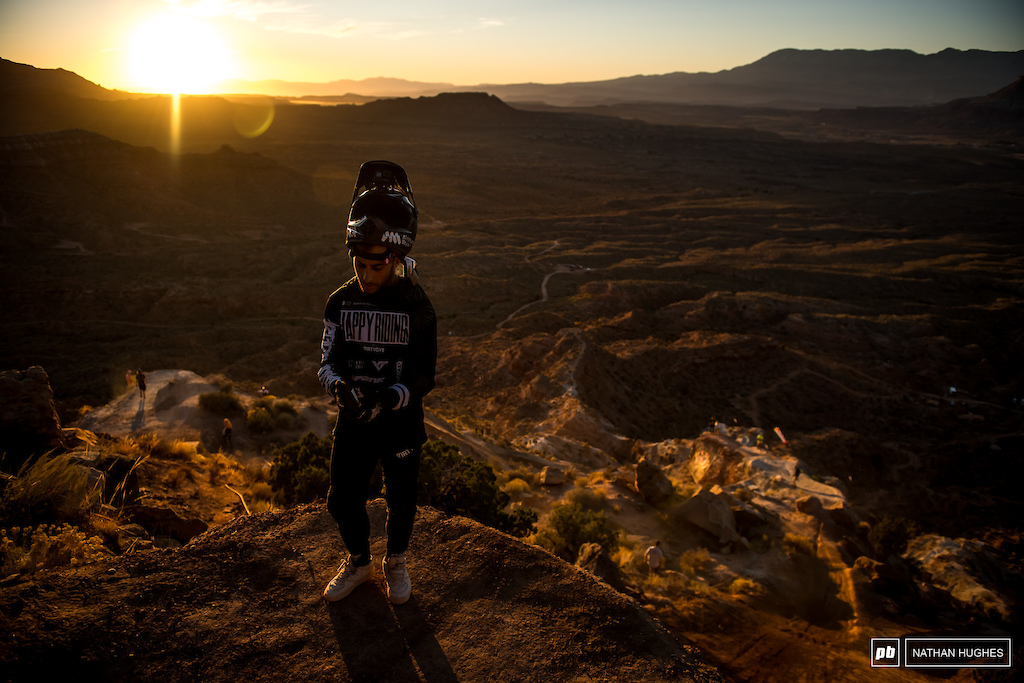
[870,638,901,668]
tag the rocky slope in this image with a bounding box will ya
[0,499,725,683]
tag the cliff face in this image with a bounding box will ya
[0,499,726,683]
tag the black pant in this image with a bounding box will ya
[326,426,421,560]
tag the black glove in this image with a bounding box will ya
[354,388,382,424]
[331,381,363,420]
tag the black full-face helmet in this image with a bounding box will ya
[345,160,418,262]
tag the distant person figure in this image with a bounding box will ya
[319,161,437,606]
[222,418,234,451]
[136,370,147,400]
[644,540,664,575]
[125,369,135,391]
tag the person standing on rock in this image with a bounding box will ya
[136,370,147,401]
[318,160,437,606]
[644,540,664,575]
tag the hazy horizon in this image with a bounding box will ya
[1,0,1022,95]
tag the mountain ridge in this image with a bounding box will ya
[5,47,1024,110]
[221,47,1024,108]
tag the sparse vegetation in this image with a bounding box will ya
[532,502,618,562]
[782,532,815,556]
[0,453,101,528]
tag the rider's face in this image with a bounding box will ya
[353,245,398,294]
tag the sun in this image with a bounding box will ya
[127,14,233,94]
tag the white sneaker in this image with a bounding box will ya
[383,554,412,605]
[323,556,372,602]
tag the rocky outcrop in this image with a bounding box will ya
[687,434,745,487]
[904,534,1015,622]
[0,500,726,683]
[0,366,66,468]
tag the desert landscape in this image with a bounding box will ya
[1,52,1022,681]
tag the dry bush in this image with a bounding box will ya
[503,478,531,498]
[149,438,198,462]
[1,523,109,577]
[246,407,274,433]
[727,576,763,596]
[0,454,101,527]
[782,532,815,556]
[168,466,197,489]
[248,481,273,501]
[243,464,269,484]
[208,454,226,486]
[498,465,538,486]
[584,470,613,486]
[249,499,278,514]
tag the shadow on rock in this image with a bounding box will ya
[327,585,458,683]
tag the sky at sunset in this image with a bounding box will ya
[1,0,1022,94]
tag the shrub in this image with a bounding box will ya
[1,523,109,577]
[533,502,618,561]
[504,478,531,497]
[246,407,274,433]
[269,432,333,506]
[274,412,297,431]
[869,515,919,559]
[198,391,245,415]
[419,438,536,537]
[565,486,605,511]
[677,547,712,576]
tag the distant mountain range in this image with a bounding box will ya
[217,48,1024,109]
[3,48,1024,110]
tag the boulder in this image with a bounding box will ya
[903,534,1013,622]
[539,466,566,487]
[672,488,743,547]
[0,366,66,468]
[634,456,675,506]
[688,433,745,487]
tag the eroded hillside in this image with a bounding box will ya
[2,90,1022,681]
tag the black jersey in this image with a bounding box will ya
[319,275,437,446]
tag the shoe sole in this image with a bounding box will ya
[388,587,411,605]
